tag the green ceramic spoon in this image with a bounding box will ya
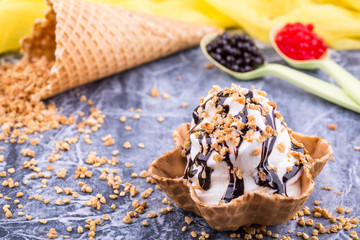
[270,24,360,106]
[200,33,360,114]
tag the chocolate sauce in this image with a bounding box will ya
[192,105,200,126]
[255,110,285,194]
[283,165,302,184]
[221,144,244,202]
[291,142,305,154]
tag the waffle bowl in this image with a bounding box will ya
[148,123,333,231]
[20,0,221,99]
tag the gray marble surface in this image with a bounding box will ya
[0,46,359,240]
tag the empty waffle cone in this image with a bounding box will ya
[20,0,221,99]
[148,123,333,231]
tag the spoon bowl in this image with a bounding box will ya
[269,23,330,70]
[270,23,360,105]
[200,33,267,80]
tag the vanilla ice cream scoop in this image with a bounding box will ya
[183,84,310,205]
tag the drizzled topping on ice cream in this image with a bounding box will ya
[183,85,310,205]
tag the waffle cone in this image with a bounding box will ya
[149,123,332,231]
[20,0,221,99]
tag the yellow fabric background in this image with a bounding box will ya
[1,0,360,54]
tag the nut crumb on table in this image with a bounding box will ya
[328,124,337,130]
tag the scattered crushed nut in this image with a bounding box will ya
[205,62,213,69]
[185,216,193,224]
[157,116,165,122]
[328,124,337,130]
[151,88,159,97]
[163,93,170,99]
[46,228,58,239]
[123,142,131,149]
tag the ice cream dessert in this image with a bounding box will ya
[183,84,310,205]
[149,84,331,230]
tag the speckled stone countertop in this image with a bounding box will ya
[0,46,359,240]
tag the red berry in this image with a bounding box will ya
[275,22,328,60]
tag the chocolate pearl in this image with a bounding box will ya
[206,45,213,53]
[214,54,222,61]
[254,57,263,65]
[235,58,243,65]
[250,46,258,53]
[226,55,235,63]
[244,65,252,72]
[230,39,237,47]
[215,48,223,55]
[223,32,230,40]
[243,52,250,59]
[233,34,241,41]
[231,64,240,72]
[223,45,232,54]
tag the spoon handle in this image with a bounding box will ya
[263,63,360,114]
[315,58,360,105]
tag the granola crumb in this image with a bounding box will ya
[30,138,40,146]
[190,231,197,238]
[163,93,170,99]
[120,116,126,122]
[77,226,84,233]
[147,213,157,218]
[132,114,140,120]
[67,227,72,232]
[80,95,87,102]
[125,162,133,167]
[46,228,58,239]
[336,206,344,214]
[185,216,193,224]
[142,221,149,226]
[354,146,360,151]
[305,219,314,226]
[125,125,131,131]
[137,143,145,148]
[181,102,188,108]
[345,207,352,214]
[123,142,131,149]
[205,62,213,69]
[328,124,337,130]
[40,219,47,224]
[151,88,159,97]
[157,116,165,122]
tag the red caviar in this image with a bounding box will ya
[275,22,328,60]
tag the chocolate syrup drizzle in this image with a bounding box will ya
[184,90,306,203]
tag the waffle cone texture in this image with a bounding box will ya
[148,123,333,231]
[20,0,221,99]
